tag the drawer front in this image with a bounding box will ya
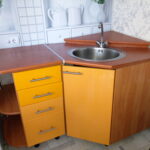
[71,27,93,37]
[13,66,62,90]
[21,97,64,121]
[23,113,65,146]
[17,83,63,106]
[47,29,71,43]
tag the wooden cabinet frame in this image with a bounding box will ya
[63,61,150,145]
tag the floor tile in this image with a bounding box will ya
[141,129,150,142]
[8,142,49,150]
[6,129,150,150]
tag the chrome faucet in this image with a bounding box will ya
[96,22,107,48]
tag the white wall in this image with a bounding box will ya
[112,0,150,41]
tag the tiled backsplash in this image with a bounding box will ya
[16,0,46,46]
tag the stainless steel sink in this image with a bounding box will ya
[68,47,126,62]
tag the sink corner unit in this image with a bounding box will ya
[63,60,150,145]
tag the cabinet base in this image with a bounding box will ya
[34,144,40,148]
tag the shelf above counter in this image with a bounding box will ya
[46,22,111,31]
[0,84,20,115]
[46,23,111,44]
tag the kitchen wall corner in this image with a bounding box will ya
[111,0,150,41]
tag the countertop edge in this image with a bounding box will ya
[0,61,62,75]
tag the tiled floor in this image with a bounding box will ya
[5,129,150,150]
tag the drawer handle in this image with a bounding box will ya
[30,76,51,82]
[33,92,53,99]
[63,71,82,75]
[38,127,56,135]
[36,107,54,114]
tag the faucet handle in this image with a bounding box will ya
[96,41,108,48]
[96,41,101,47]
[103,41,108,47]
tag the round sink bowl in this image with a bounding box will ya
[68,47,126,62]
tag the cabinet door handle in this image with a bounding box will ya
[63,71,82,75]
[36,107,54,114]
[38,127,56,135]
[30,76,51,82]
[33,92,53,99]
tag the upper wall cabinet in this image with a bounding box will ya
[43,0,112,29]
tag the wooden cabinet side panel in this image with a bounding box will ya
[63,66,115,145]
[111,61,150,143]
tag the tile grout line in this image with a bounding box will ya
[44,44,65,64]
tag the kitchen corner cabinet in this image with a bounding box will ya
[63,61,150,145]
[0,65,65,147]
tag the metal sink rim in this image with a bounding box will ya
[68,47,126,62]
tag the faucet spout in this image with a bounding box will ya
[98,22,104,44]
[97,22,108,48]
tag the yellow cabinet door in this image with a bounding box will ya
[63,66,115,145]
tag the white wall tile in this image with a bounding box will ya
[31,40,39,45]
[35,8,42,16]
[24,41,32,46]
[31,33,38,40]
[37,25,44,32]
[22,34,30,41]
[25,0,34,7]
[28,17,36,24]
[20,17,28,25]
[36,16,43,24]
[38,32,45,39]
[29,25,37,32]
[18,8,27,17]
[16,0,25,7]
[26,8,35,16]
[21,26,29,33]
[38,39,46,44]
[33,0,41,7]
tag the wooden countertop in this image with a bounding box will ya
[0,31,150,74]
[0,45,62,74]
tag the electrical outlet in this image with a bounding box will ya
[8,36,20,45]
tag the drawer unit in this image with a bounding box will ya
[23,113,65,147]
[17,82,63,106]
[21,97,64,121]
[13,66,61,90]
[12,65,65,147]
